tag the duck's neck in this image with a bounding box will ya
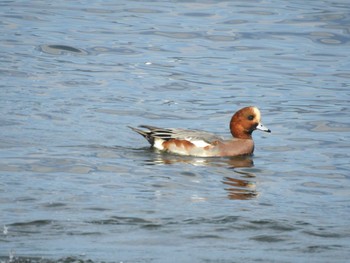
[230,124,253,139]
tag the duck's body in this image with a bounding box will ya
[129,106,270,157]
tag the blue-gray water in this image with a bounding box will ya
[1,0,350,262]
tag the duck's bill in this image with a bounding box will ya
[256,123,271,133]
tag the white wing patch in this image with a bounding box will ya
[189,140,210,148]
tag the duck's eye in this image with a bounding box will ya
[247,115,254,121]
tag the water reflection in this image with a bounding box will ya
[143,151,257,200]
[223,169,257,200]
[144,151,253,168]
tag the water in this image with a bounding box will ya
[1,0,350,262]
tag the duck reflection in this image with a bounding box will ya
[223,169,257,200]
[142,150,258,200]
[143,149,252,167]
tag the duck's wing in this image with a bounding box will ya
[131,125,223,147]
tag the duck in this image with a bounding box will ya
[129,106,271,157]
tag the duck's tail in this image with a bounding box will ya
[128,126,154,145]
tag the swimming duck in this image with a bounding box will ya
[129,106,270,157]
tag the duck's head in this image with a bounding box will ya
[230,106,271,139]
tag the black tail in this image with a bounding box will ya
[128,126,154,145]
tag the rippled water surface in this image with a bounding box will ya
[1,0,350,262]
